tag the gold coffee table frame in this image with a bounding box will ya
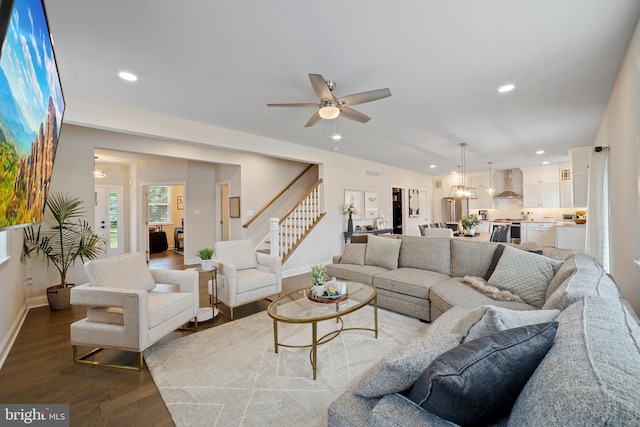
[267,281,378,380]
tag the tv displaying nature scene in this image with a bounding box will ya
[0,0,64,230]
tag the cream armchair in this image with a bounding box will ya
[212,239,282,320]
[70,252,199,370]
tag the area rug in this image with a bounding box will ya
[144,304,429,426]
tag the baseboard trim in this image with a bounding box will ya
[0,303,29,371]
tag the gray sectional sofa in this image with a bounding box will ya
[326,234,640,426]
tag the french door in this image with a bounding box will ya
[95,186,124,257]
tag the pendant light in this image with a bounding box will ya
[449,143,478,199]
[488,162,494,195]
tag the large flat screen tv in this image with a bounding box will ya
[0,0,64,231]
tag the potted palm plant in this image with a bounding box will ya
[21,193,105,311]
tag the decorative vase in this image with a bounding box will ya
[200,259,214,271]
[348,214,353,233]
[311,284,326,297]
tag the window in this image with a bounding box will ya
[148,186,171,224]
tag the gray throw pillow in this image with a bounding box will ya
[364,235,402,270]
[353,333,462,398]
[407,322,558,426]
[451,305,560,342]
[487,246,563,308]
[339,243,366,265]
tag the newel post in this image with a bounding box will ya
[269,218,280,257]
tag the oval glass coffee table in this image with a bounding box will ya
[267,281,378,380]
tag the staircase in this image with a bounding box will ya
[246,165,325,263]
[269,179,325,263]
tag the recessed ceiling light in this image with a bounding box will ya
[536,150,545,155]
[332,134,342,141]
[429,164,436,169]
[498,83,515,93]
[542,161,550,165]
[118,71,138,82]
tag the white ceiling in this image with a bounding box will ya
[46,1,640,174]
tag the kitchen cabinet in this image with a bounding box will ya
[569,146,590,207]
[523,169,559,185]
[555,225,586,251]
[522,222,556,246]
[523,183,559,208]
[522,167,560,208]
[469,174,494,209]
[559,163,573,207]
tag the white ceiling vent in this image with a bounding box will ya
[365,169,381,178]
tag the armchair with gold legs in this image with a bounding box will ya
[70,252,199,370]
[211,239,282,320]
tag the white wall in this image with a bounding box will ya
[592,19,640,314]
[0,229,29,367]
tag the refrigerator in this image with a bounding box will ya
[442,198,469,223]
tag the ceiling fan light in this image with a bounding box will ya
[319,105,340,120]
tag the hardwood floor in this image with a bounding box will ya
[0,250,309,426]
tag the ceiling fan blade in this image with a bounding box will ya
[267,103,319,107]
[309,74,334,101]
[340,107,370,123]
[339,88,392,107]
[304,111,322,127]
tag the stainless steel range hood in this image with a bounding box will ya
[494,169,522,199]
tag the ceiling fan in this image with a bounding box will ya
[267,73,392,127]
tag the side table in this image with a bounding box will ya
[196,266,218,321]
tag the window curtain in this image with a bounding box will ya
[585,147,610,272]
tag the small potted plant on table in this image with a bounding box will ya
[196,247,215,271]
[309,264,328,297]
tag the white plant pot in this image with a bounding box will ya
[466,227,476,236]
[200,259,214,271]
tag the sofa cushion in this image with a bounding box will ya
[339,243,366,265]
[451,305,560,342]
[509,296,640,426]
[84,252,156,291]
[398,236,451,275]
[373,268,450,299]
[450,239,500,278]
[487,246,562,308]
[326,263,389,285]
[365,235,402,270]
[542,254,620,311]
[408,322,558,426]
[429,277,536,322]
[353,306,468,398]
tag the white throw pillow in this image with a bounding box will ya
[451,305,560,342]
